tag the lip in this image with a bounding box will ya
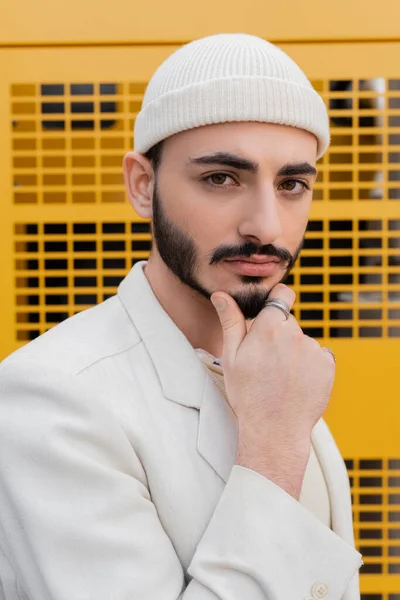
[224,258,281,277]
[226,256,280,264]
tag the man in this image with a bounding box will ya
[0,33,362,599]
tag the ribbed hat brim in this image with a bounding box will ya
[134,76,330,158]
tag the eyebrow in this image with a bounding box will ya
[188,152,259,173]
[188,152,317,178]
[278,163,317,177]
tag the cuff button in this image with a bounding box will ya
[311,582,329,599]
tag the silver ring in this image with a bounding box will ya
[323,348,336,363]
[263,298,291,321]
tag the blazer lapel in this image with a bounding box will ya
[118,260,237,482]
[197,374,238,482]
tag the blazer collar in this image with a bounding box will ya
[118,261,206,410]
[118,261,237,482]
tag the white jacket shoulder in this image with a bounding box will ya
[1,294,141,376]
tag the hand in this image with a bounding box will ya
[211,284,336,497]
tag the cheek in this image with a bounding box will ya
[161,177,210,224]
[192,215,227,255]
[280,199,311,246]
[166,183,236,248]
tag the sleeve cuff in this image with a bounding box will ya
[189,465,362,600]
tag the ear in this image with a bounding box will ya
[123,151,154,219]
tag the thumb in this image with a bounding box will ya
[211,292,247,363]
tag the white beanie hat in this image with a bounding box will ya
[134,33,330,158]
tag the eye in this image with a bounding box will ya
[279,179,310,195]
[204,173,238,187]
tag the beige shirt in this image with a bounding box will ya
[196,348,332,528]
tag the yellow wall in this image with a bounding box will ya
[1,0,400,45]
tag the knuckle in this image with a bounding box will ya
[301,336,323,356]
[222,317,241,332]
[287,317,304,338]
[310,337,322,351]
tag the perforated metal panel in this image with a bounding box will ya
[8,75,400,342]
[13,220,150,340]
[11,82,144,205]
[12,217,400,342]
[1,43,400,597]
[347,459,400,584]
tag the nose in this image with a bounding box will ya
[238,183,283,246]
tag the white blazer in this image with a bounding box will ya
[0,261,362,600]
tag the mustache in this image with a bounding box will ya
[209,242,293,266]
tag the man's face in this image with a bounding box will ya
[150,122,318,319]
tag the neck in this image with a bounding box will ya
[143,253,224,358]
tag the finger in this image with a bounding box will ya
[211,292,247,363]
[267,283,296,310]
[246,319,255,333]
[259,283,296,324]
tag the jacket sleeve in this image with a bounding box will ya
[0,357,362,600]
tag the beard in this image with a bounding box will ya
[151,182,305,320]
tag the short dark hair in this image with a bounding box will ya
[144,140,164,173]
